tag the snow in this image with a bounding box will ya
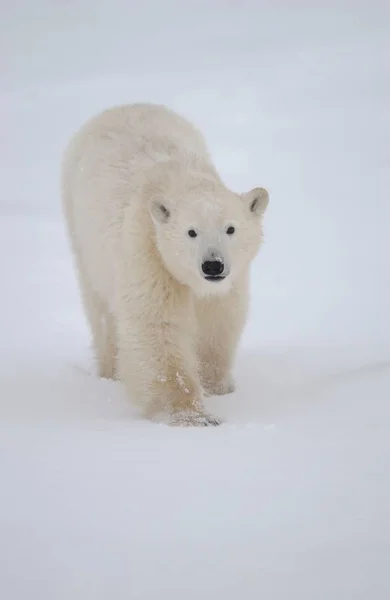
[1,1,389,598]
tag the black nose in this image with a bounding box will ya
[202,260,224,277]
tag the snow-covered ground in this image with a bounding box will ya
[1,1,389,598]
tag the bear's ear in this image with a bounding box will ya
[149,198,171,225]
[242,187,269,217]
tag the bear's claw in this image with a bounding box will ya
[170,410,222,427]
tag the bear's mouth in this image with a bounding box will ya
[205,275,226,282]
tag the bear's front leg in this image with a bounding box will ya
[155,355,221,427]
[196,278,249,397]
[117,274,221,427]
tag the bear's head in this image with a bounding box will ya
[146,164,269,296]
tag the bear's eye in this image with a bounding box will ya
[188,229,197,238]
[226,226,235,235]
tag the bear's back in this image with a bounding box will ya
[64,103,208,186]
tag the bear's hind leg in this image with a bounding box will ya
[77,268,117,379]
[97,309,118,380]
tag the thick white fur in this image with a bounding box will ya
[62,103,268,426]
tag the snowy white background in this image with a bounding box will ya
[1,1,389,598]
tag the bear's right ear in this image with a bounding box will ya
[149,198,171,225]
[243,187,269,217]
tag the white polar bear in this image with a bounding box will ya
[62,103,269,426]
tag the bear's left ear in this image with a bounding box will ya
[242,187,269,217]
[149,197,171,225]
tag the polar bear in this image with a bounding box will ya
[62,103,269,426]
